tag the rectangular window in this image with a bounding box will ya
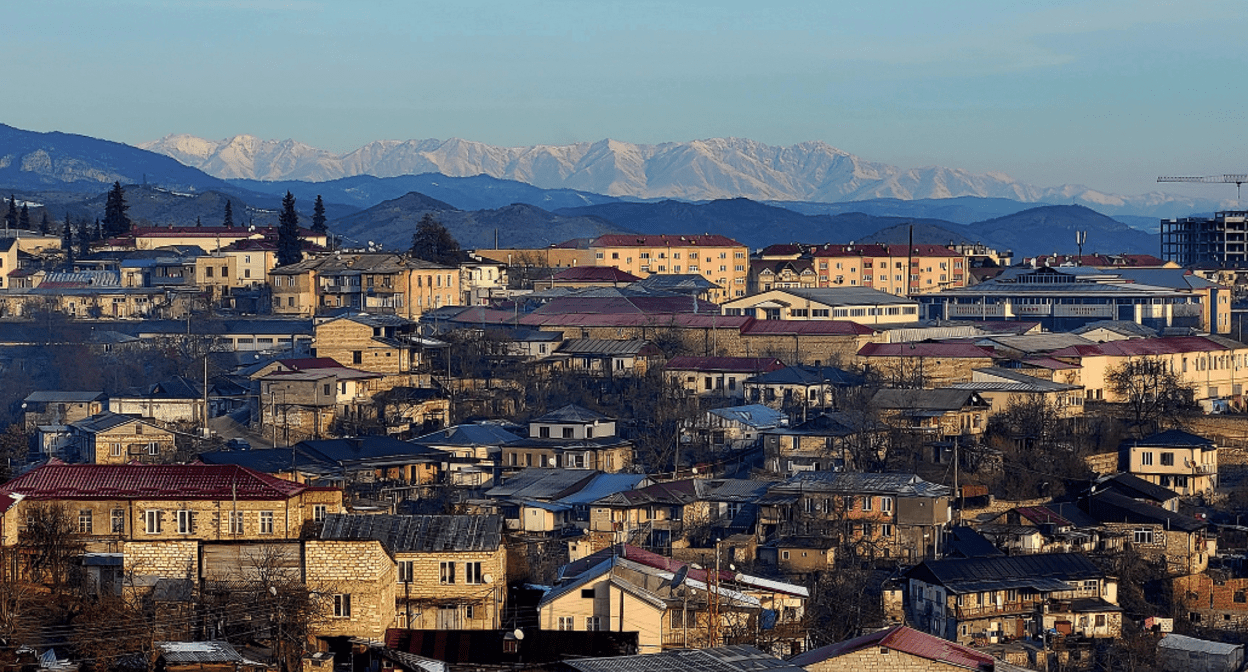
[881,524,893,537]
[110,443,122,457]
[313,504,327,522]
[862,496,873,512]
[1133,529,1155,544]
[78,510,92,534]
[259,511,274,535]
[1161,452,1174,466]
[111,509,124,534]
[465,562,483,584]
[1141,452,1154,466]
[558,616,574,631]
[147,442,159,456]
[229,511,244,535]
[176,510,196,535]
[562,427,574,438]
[440,561,456,584]
[881,497,893,513]
[586,616,602,631]
[333,594,351,618]
[145,510,162,534]
[398,561,414,583]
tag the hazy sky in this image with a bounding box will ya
[8,0,1247,196]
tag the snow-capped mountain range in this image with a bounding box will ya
[140,134,1215,215]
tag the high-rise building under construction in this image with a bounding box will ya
[1161,211,1248,266]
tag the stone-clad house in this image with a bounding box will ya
[0,463,343,585]
[68,412,178,464]
[309,513,506,642]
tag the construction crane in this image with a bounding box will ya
[1158,174,1248,200]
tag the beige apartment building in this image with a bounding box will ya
[750,243,968,296]
[1122,430,1219,496]
[586,234,748,301]
[270,253,459,318]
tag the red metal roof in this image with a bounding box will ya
[857,342,997,358]
[1048,336,1234,359]
[811,243,961,258]
[552,266,643,283]
[791,625,994,670]
[0,463,310,501]
[1021,356,1081,370]
[591,234,744,248]
[739,320,876,336]
[664,356,786,373]
[1015,506,1073,527]
[519,313,752,329]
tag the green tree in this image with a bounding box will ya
[196,215,202,227]
[311,194,327,234]
[409,213,461,265]
[38,211,51,235]
[276,191,303,266]
[62,215,74,267]
[77,218,91,258]
[3,195,15,230]
[17,204,29,231]
[223,199,234,228]
[102,181,131,236]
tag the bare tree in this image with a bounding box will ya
[19,502,85,590]
[1107,356,1197,436]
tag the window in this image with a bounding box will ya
[882,523,893,537]
[558,616,575,631]
[147,442,159,456]
[562,427,574,439]
[333,594,352,617]
[110,443,122,457]
[586,616,602,631]
[881,497,893,513]
[539,426,550,438]
[398,561,414,583]
[440,561,456,584]
[465,562,484,584]
[176,510,196,534]
[111,509,124,534]
[228,511,244,535]
[1161,452,1174,466]
[1133,529,1155,544]
[1141,451,1154,466]
[78,510,92,534]
[259,511,274,535]
[313,504,327,522]
[861,496,873,512]
[582,588,596,599]
[144,510,162,534]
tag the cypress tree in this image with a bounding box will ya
[62,216,74,267]
[39,212,50,236]
[196,216,202,228]
[17,205,29,231]
[3,196,15,230]
[102,181,131,236]
[223,200,234,228]
[311,195,327,234]
[94,218,102,241]
[76,218,90,258]
[276,191,303,266]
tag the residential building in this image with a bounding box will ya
[721,287,919,325]
[857,342,998,387]
[69,411,178,464]
[683,404,788,452]
[584,234,748,302]
[503,405,633,472]
[411,423,522,485]
[117,225,329,252]
[563,646,808,672]
[871,388,991,439]
[947,367,1085,418]
[790,625,1006,672]
[761,412,872,476]
[904,553,1120,645]
[743,365,864,411]
[22,391,106,431]
[312,313,424,375]
[1046,335,1248,403]
[749,243,969,296]
[589,479,774,552]
[1120,429,1218,496]
[270,253,459,318]
[758,472,952,563]
[1161,211,1248,266]
[459,261,508,305]
[1081,482,1213,575]
[308,513,505,641]
[537,266,643,290]
[553,339,662,376]
[664,356,786,399]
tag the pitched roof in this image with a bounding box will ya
[556,338,658,356]
[707,405,787,429]
[738,320,876,336]
[772,472,950,497]
[565,647,803,672]
[1093,472,1179,503]
[319,513,503,553]
[533,404,612,424]
[1048,336,1238,359]
[790,625,994,670]
[858,342,997,359]
[552,266,643,283]
[1084,490,1205,532]
[664,356,786,374]
[904,553,1104,594]
[590,234,744,248]
[0,463,307,501]
[69,411,161,434]
[744,365,863,387]
[872,388,987,412]
[1122,429,1215,449]
[411,424,524,447]
[485,468,600,500]
[745,286,918,307]
[23,391,105,404]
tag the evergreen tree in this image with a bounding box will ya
[62,216,74,267]
[76,218,90,258]
[94,218,102,241]
[18,204,29,231]
[276,191,303,266]
[311,195,327,234]
[39,212,50,236]
[196,216,202,228]
[3,196,15,230]
[409,213,462,265]
[102,181,131,236]
[223,200,234,228]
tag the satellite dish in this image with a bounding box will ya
[512,629,525,640]
[671,565,689,590]
[482,573,494,584]
[729,564,736,572]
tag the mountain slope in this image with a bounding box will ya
[966,205,1159,257]
[328,193,629,250]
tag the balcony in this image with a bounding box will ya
[1193,463,1217,475]
[954,600,1042,620]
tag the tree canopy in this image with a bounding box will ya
[223,199,234,228]
[276,191,304,266]
[102,181,131,237]
[3,195,15,230]
[311,194,327,234]
[409,213,462,265]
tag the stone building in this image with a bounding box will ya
[310,513,506,642]
[503,405,633,473]
[22,390,106,431]
[69,411,178,464]
[312,314,424,375]
[790,625,1002,672]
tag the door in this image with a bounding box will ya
[437,605,462,629]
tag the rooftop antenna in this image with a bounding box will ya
[1075,231,1087,265]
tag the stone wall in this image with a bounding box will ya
[804,646,966,672]
[305,540,396,641]
[124,540,199,578]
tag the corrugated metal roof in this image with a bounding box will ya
[23,391,105,404]
[552,266,643,282]
[1048,335,1237,358]
[485,468,599,500]
[557,339,656,356]
[591,234,744,248]
[858,342,997,358]
[904,552,1103,594]
[707,405,787,429]
[1157,633,1243,655]
[533,404,612,424]
[744,365,862,386]
[156,641,243,664]
[738,320,875,336]
[566,646,802,672]
[0,463,307,501]
[664,356,786,374]
[319,513,503,553]
[773,472,950,498]
[791,626,994,670]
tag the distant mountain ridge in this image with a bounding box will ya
[141,133,1228,216]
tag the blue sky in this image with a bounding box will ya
[8,0,1247,196]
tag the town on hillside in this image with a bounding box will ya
[3,189,1248,672]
